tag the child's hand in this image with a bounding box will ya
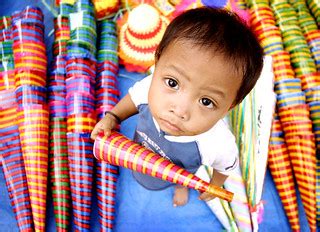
[198,191,216,202]
[90,113,119,140]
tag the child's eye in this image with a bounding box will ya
[200,98,215,108]
[165,78,179,90]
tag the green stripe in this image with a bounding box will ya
[52,181,70,187]
[51,174,69,179]
[52,189,70,195]
[53,197,70,203]
[54,205,70,212]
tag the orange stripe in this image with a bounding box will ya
[25,167,48,173]
[108,135,122,163]
[20,137,48,143]
[26,174,47,181]
[173,168,184,183]
[15,62,46,70]
[67,125,94,130]
[22,146,49,153]
[115,140,128,166]
[142,152,156,174]
[0,121,17,128]
[124,143,139,168]
[151,158,164,177]
[162,163,175,180]
[29,193,47,203]
[132,148,145,172]
[32,212,46,220]
[99,135,106,160]
[183,173,194,187]
[68,117,96,123]
[278,188,296,196]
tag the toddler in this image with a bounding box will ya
[91,6,263,206]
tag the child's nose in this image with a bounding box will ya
[169,99,190,120]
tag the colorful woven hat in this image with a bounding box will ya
[118,4,169,73]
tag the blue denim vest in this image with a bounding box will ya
[132,104,202,190]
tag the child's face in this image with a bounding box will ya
[148,40,242,136]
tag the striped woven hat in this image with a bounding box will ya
[118,4,169,73]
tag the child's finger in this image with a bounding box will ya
[103,127,112,137]
[90,126,101,140]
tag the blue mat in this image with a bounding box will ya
[0,1,314,231]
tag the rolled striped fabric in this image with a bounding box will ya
[93,131,234,202]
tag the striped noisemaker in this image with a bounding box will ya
[93,131,234,202]
[0,106,34,231]
[268,116,300,232]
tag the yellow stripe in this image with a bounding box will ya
[17,109,48,115]
[20,131,48,137]
[15,73,46,82]
[17,114,49,120]
[151,158,164,177]
[68,117,96,123]
[25,174,47,181]
[279,109,308,114]
[22,146,49,152]
[13,47,45,55]
[0,121,16,128]
[67,125,94,130]
[99,135,106,161]
[14,43,46,51]
[19,124,48,131]
[286,210,300,217]
[15,62,46,70]
[115,140,128,166]
[283,124,312,131]
[25,167,48,173]
[194,179,204,190]
[286,138,315,146]
[142,152,156,174]
[24,160,48,166]
[27,181,47,188]
[20,137,48,143]
[298,181,316,192]
[132,148,145,172]
[301,200,316,213]
[269,159,291,167]
[28,190,47,199]
[236,215,252,224]
[277,96,305,104]
[278,188,296,197]
[273,174,293,183]
[269,137,285,142]
[294,173,316,185]
[289,151,316,160]
[290,161,316,172]
[28,201,46,210]
[182,173,194,187]
[108,135,121,163]
[18,56,47,63]
[29,196,46,204]
[0,108,16,115]
[274,182,294,190]
[124,143,139,168]
[162,163,175,180]
[32,212,46,220]
[172,168,184,184]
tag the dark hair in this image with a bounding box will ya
[155,7,264,106]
